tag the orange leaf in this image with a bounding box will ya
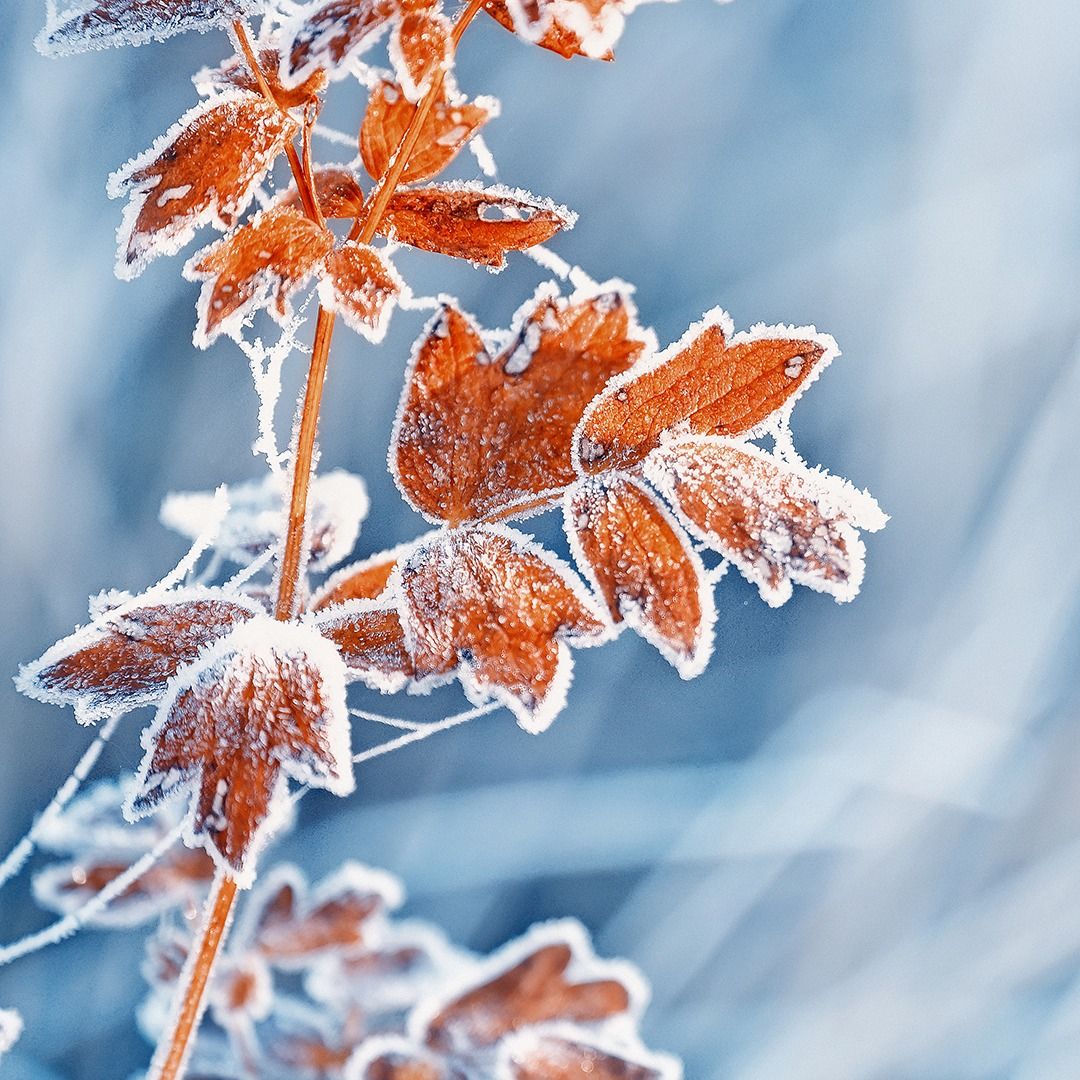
[361,80,497,185]
[281,0,398,86]
[425,940,630,1051]
[577,310,836,476]
[645,437,886,607]
[357,1048,452,1080]
[17,587,264,723]
[107,93,297,278]
[390,10,452,101]
[277,165,366,219]
[317,242,403,343]
[566,473,714,676]
[483,0,623,60]
[393,286,648,524]
[377,183,575,268]
[505,1032,672,1080]
[184,206,334,347]
[398,525,609,731]
[126,619,352,880]
[194,45,328,109]
[37,0,265,56]
[312,549,401,609]
[314,600,416,692]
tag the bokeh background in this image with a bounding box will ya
[3,1,1080,1076]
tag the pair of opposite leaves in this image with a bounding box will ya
[20,282,883,881]
[39,0,630,65]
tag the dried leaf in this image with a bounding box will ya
[17,587,263,723]
[577,310,836,476]
[126,619,352,880]
[318,242,403,343]
[37,0,265,57]
[281,0,398,86]
[484,0,623,60]
[389,10,452,102]
[314,600,416,692]
[357,1047,456,1080]
[312,550,401,610]
[361,80,497,185]
[184,206,335,346]
[278,165,367,219]
[377,183,575,268]
[194,46,328,109]
[565,473,713,676]
[504,1032,672,1080]
[646,437,886,607]
[398,525,610,732]
[108,93,297,278]
[393,286,647,524]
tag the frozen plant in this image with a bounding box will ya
[4,1,887,1076]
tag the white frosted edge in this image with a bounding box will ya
[316,243,408,345]
[562,473,716,680]
[387,10,453,103]
[277,3,393,90]
[123,617,353,888]
[418,178,578,231]
[394,524,614,734]
[14,585,266,725]
[343,1035,441,1080]
[106,92,291,282]
[309,538,417,610]
[308,593,412,695]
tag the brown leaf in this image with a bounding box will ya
[393,288,647,524]
[390,10,452,101]
[126,619,352,880]
[278,165,366,219]
[282,0,398,85]
[361,80,496,185]
[398,525,609,732]
[195,46,328,109]
[17,588,263,723]
[108,94,297,278]
[377,184,574,268]
[576,311,835,476]
[566,473,713,675]
[37,0,265,57]
[318,242,403,342]
[314,602,416,692]
[312,551,400,610]
[506,1033,668,1080]
[483,0,622,60]
[425,941,630,1052]
[646,437,885,607]
[185,206,334,346]
[359,1048,458,1080]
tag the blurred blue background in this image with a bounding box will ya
[3,1,1080,1076]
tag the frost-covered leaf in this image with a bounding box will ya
[281,0,398,86]
[313,549,402,610]
[161,470,370,573]
[37,0,265,57]
[318,242,404,343]
[377,183,575,269]
[278,165,367,219]
[184,206,335,346]
[126,618,353,881]
[194,46,329,109]
[108,93,297,279]
[361,80,497,185]
[397,525,610,732]
[565,473,713,677]
[484,0,625,60]
[389,10,452,102]
[393,286,648,524]
[0,1009,22,1059]
[646,437,887,607]
[502,1028,680,1080]
[239,862,402,966]
[314,601,416,692]
[577,310,836,476]
[17,587,264,723]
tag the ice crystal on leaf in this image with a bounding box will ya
[277,166,367,220]
[126,617,353,882]
[484,0,630,60]
[195,45,329,110]
[36,0,266,57]
[280,0,400,87]
[107,92,298,279]
[389,9,452,102]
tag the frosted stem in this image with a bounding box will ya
[352,703,499,764]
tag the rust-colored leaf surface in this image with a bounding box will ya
[196,46,328,109]
[313,553,399,610]
[283,0,397,83]
[361,80,495,185]
[108,95,297,278]
[425,943,630,1052]
[391,10,452,101]
[360,1051,455,1080]
[377,185,574,268]
[646,438,874,607]
[483,0,620,60]
[185,206,334,346]
[315,603,415,690]
[394,290,646,524]
[38,0,264,56]
[577,314,833,476]
[566,473,712,675]
[399,526,609,732]
[127,621,352,879]
[17,590,262,721]
[278,166,366,219]
[507,1034,666,1080]
[318,242,402,342]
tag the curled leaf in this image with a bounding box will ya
[195,45,328,109]
[281,0,397,86]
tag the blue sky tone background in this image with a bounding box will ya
[2,1,1080,1076]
